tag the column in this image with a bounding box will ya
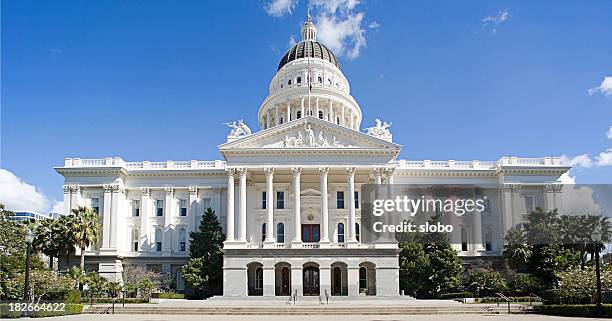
[472,189,485,252]
[238,168,248,242]
[286,99,291,122]
[110,185,121,248]
[291,167,302,245]
[163,187,174,253]
[373,168,382,185]
[70,185,81,210]
[264,168,275,246]
[63,185,71,215]
[341,105,346,126]
[225,169,235,242]
[329,99,334,122]
[315,97,320,118]
[140,188,150,251]
[319,168,330,244]
[189,186,198,237]
[346,167,357,243]
[275,105,280,126]
[102,185,112,249]
[300,97,304,118]
[266,110,271,129]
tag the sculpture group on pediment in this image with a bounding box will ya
[365,119,392,139]
[225,119,252,138]
[264,122,349,148]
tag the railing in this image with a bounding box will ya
[397,157,562,169]
[63,158,225,170]
[495,292,512,314]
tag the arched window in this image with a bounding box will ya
[318,76,322,83]
[288,79,292,86]
[296,111,302,119]
[336,117,340,125]
[355,223,360,242]
[155,228,162,252]
[261,223,267,242]
[179,228,187,252]
[318,111,324,119]
[280,117,284,124]
[296,76,301,84]
[131,228,139,252]
[255,267,263,289]
[337,223,345,243]
[359,267,367,291]
[277,223,285,243]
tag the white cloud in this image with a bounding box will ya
[606,126,612,140]
[288,34,297,47]
[560,184,602,215]
[558,171,576,184]
[561,154,594,168]
[0,169,51,213]
[482,8,509,34]
[51,201,64,214]
[310,0,368,59]
[597,148,612,166]
[265,0,298,17]
[588,76,612,96]
[368,21,381,29]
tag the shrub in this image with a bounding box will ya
[509,273,544,296]
[535,304,612,318]
[0,303,83,318]
[151,292,185,299]
[64,290,81,304]
[466,270,508,297]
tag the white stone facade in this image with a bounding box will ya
[55,16,570,297]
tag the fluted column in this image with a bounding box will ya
[163,187,174,253]
[291,167,302,245]
[319,167,330,245]
[139,188,150,251]
[102,185,112,249]
[300,97,304,118]
[315,97,320,118]
[346,167,357,243]
[238,168,248,242]
[286,99,291,122]
[275,105,280,126]
[264,168,275,246]
[341,105,346,126]
[266,111,271,129]
[225,168,235,242]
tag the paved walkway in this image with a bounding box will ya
[44,314,609,321]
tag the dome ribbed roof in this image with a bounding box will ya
[277,41,340,71]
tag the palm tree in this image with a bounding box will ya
[70,206,101,278]
[504,227,532,271]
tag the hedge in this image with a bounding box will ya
[535,304,612,318]
[89,297,150,304]
[476,296,543,304]
[0,303,83,318]
[151,292,185,299]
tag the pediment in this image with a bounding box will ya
[219,116,401,154]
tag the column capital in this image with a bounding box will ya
[164,186,174,196]
[189,186,198,195]
[384,167,396,176]
[225,167,236,177]
[103,184,114,193]
[292,167,302,176]
[372,167,383,175]
[237,167,248,177]
[140,187,150,196]
[319,167,329,176]
[345,167,356,177]
[63,185,72,194]
[264,167,275,177]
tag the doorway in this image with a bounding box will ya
[302,265,320,296]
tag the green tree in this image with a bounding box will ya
[466,270,508,297]
[84,271,107,306]
[180,207,225,297]
[33,217,75,271]
[70,206,101,279]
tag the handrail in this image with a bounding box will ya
[495,293,511,314]
[100,306,112,314]
[528,293,544,306]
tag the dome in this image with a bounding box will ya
[277,41,340,71]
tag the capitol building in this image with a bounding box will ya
[56,16,570,298]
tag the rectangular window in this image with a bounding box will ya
[262,191,267,209]
[337,191,345,209]
[525,196,534,214]
[354,191,359,209]
[155,229,162,251]
[133,241,139,252]
[156,200,164,216]
[132,200,140,217]
[91,198,100,214]
[277,192,284,209]
[179,241,186,252]
[179,199,187,217]
[202,197,211,211]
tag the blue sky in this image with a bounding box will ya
[1,0,611,212]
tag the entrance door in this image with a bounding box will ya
[280,267,290,296]
[303,266,320,296]
[332,267,342,295]
[302,224,320,242]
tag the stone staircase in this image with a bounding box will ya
[84,304,533,315]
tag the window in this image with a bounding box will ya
[277,223,285,243]
[155,228,162,252]
[336,117,340,125]
[277,192,285,209]
[179,228,186,252]
[261,223,267,242]
[524,196,534,214]
[262,191,267,209]
[296,111,301,119]
[354,191,359,209]
[202,197,212,211]
[302,224,320,242]
[355,223,360,242]
[280,117,284,124]
[288,79,292,85]
[318,111,323,119]
[461,228,468,251]
[156,200,164,216]
[179,199,187,217]
[337,223,345,243]
[485,231,492,251]
[296,76,301,84]
[132,228,139,252]
[337,191,345,209]
[91,198,100,214]
[318,76,322,83]
[482,199,490,216]
[132,200,140,217]
[359,267,367,290]
[255,267,263,289]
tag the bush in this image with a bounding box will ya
[0,303,83,318]
[64,290,81,303]
[476,296,543,303]
[535,304,612,317]
[91,297,150,304]
[540,289,590,305]
[151,292,185,299]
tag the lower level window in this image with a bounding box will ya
[156,242,162,252]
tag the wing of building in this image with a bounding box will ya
[55,15,570,297]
